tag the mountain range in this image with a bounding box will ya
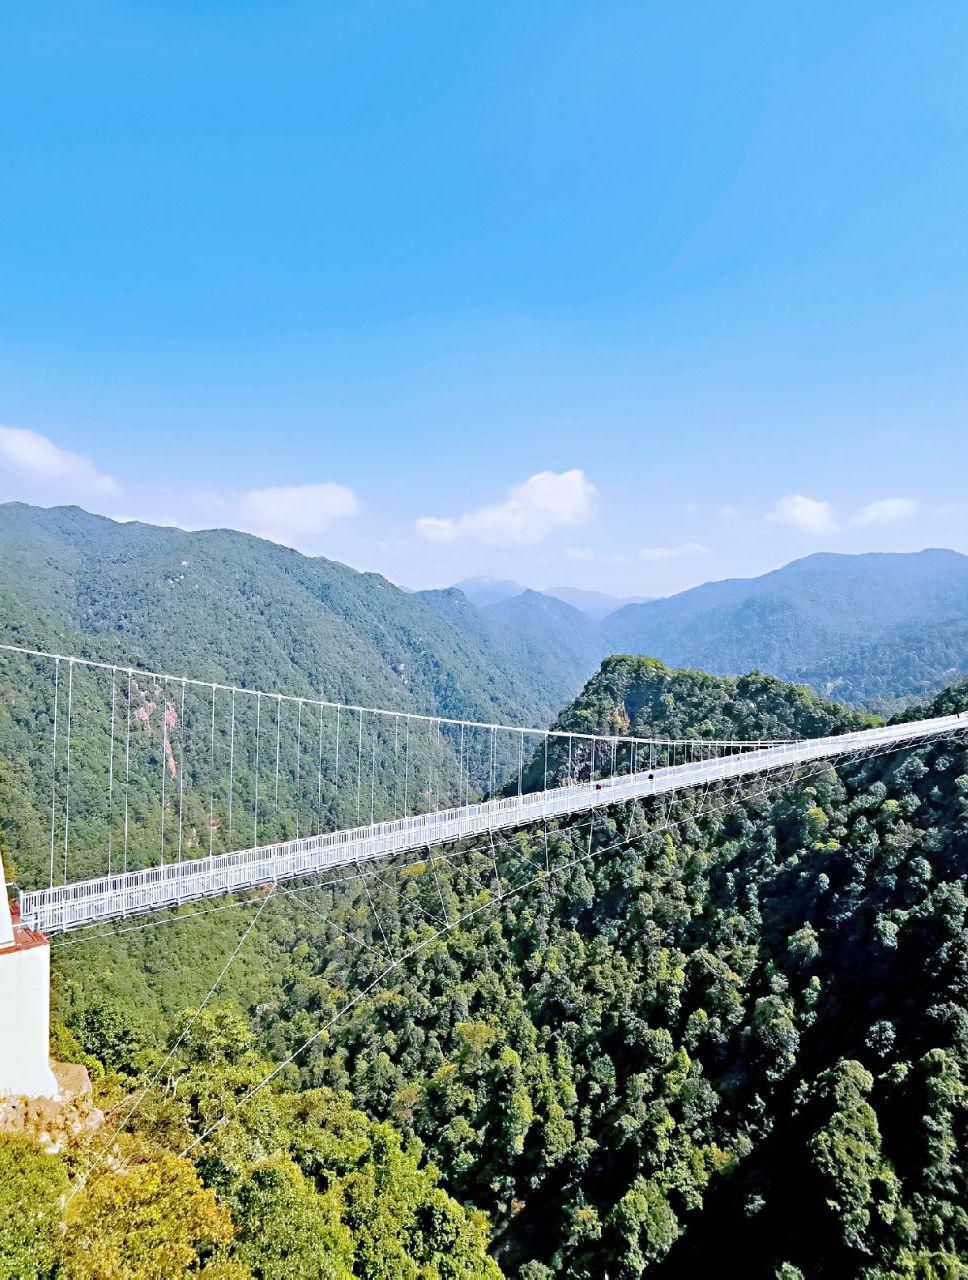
[4,504,968,715]
[452,575,652,620]
[453,549,968,709]
[601,548,968,705]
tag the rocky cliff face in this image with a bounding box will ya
[0,1061,103,1153]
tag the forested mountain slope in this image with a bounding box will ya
[415,585,600,716]
[602,549,968,685]
[797,614,968,711]
[419,587,608,712]
[451,578,649,620]
[482,590,608,693]
[0,503,572,724]
[32,654,968,1278]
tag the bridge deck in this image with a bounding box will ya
[19,713,965,935]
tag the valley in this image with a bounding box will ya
[4,507,968,1278]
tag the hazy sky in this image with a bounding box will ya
[1,1,966,596]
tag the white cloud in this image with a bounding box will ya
[564,546,634,566]
[0,425,118,498]
[639,541,707,562]
[853,497,917,526]
[767,494,837,533]
[416,469,597,547]
[238,482,360,547]
[375,536,415,556]
[415,516,459,542]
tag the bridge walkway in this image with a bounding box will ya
[20,711,964,935]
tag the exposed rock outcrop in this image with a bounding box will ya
[0,1061,103,1152]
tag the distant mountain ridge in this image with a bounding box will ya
[451,576,651,619]
[416,586,608,707]
[483,589,609,691]
[600,548,968,700]
[450,576,525,609]
[5,506,968,715]
[542,585,653,619]
[447,550,968,709]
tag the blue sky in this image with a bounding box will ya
[1,1,966,596]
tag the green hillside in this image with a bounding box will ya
[419,586,608,711]
[482,589,607,696]
[415,585,597,716]
[798,615,968,711]
[0,502,565,725]
[547,652,874,741]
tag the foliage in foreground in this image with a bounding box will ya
[0,1005,501,1280]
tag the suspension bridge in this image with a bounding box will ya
[2,642,965,937]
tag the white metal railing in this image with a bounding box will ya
[19,711,967,935]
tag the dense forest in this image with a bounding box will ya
[6,654,968,1276]
[797,616,968,711]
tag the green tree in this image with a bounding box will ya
[606,1177,679,1276]
[0,1132,67,1280]
[806,1061,906,1255]
[230,1156,353,1280]
[63,1153,235,1280]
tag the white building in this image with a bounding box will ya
[0,882,59,1099]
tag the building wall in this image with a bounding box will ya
[0,939,59,1099]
